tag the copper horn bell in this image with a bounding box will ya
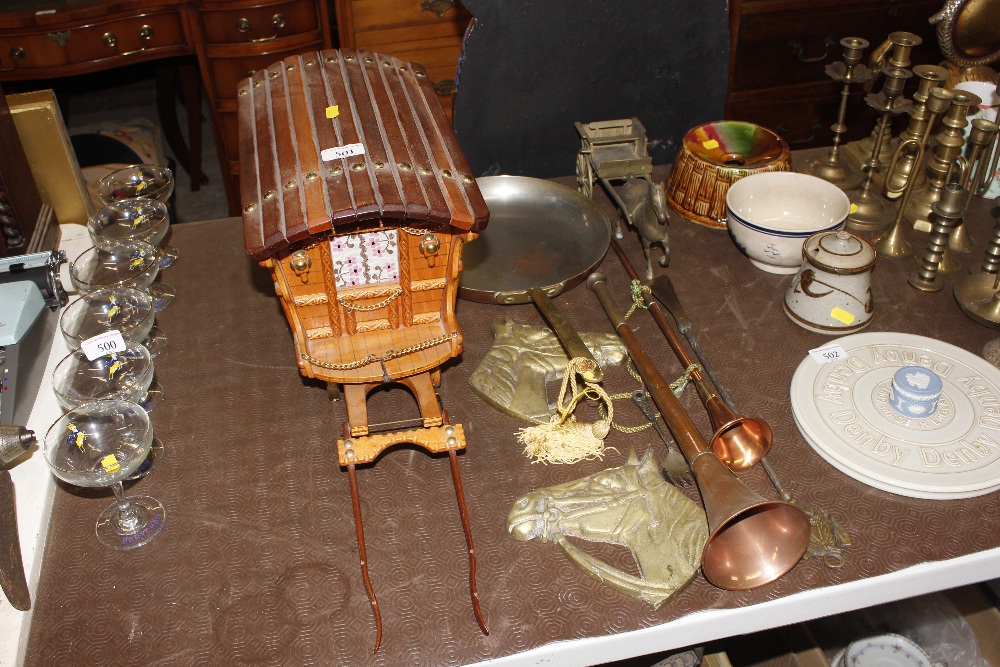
[693,369,773,471]
[587,272,811,589]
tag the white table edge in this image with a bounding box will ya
[466,547,1000,666]
[1,224,88,667]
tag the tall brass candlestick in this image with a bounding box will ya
[909,184,966,291]
[950,118,1000,254]
[973,199,1000,275]
[955,197,1000,328]
[845,66,912,232]
[874,86,955,258]
[904,89,982,232]
[800,37,872,189]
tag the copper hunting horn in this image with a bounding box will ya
[608,238,772,471]
[587,272,810,589]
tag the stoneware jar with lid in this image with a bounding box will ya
[784,230,877,334]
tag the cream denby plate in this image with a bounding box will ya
[791,332,1000,499]
[844,633,933,667]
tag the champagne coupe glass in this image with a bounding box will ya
[97,164,178,267]
[60,287,167,358]
[88,198,176,269]
[52,343,161,411]
[97,164,174,204]
[43,400,166,550]
[69,238,174,311]
[51,344,165,480]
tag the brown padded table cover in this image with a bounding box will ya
[24,161,1000,665]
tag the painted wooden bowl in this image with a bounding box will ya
[666,120,792,229]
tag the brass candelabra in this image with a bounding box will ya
[847,32,923,171]
[845,65,912,232]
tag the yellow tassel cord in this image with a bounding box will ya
[518,357,616,465]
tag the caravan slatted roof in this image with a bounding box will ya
[239,48,488,261]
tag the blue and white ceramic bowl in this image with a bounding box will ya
[726,171,850,274]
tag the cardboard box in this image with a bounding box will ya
[711,584,1000,667]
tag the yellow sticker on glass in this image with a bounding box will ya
[830,307,855,325]
[702,139,720,150]
[101,454,121,474]
[326,105,340,119]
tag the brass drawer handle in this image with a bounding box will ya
[47,31,71,48]
[777,119,824,145]
[235,14,286,42]
[433,79,456,97]
[102,25,154,56]
[421,0,458,17]
[788,35,837,63]
[0,46,25,72]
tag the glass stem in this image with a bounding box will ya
[111,481,140,533]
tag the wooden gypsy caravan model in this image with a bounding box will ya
[238,48,489,651]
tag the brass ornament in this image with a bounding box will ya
[468,319,628,424]
[507,448,708,609]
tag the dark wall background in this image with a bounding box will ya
[452,0,730,178]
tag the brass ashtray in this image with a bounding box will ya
[666,120,792,229]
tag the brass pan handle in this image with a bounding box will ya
[0,46,25,72]
[421,0,458,17]
[102,25,154,56]
[527,286,603,382]
[788,35,837,63]
[236,14,287,43]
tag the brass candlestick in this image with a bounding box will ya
[973,201,1000,275]
[955,197,1000,328]
[904,89,982,232]
[950,118,1000,254]
[848,32,923,169]
[874,87,954,258]
[800,37,872,189]
[909,184,966,291]
[883,65,951,196]
[845,66,913,232]
[970,125,1000,198]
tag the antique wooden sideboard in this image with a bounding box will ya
[726,0,947,147]
[0,0,966,214]
[332,0,471,121]
[0,0,332,216]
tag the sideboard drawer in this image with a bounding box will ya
[731,0,941,92]
[0,10,188,79]
[728,80,878,147]
[197,0,327,45]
